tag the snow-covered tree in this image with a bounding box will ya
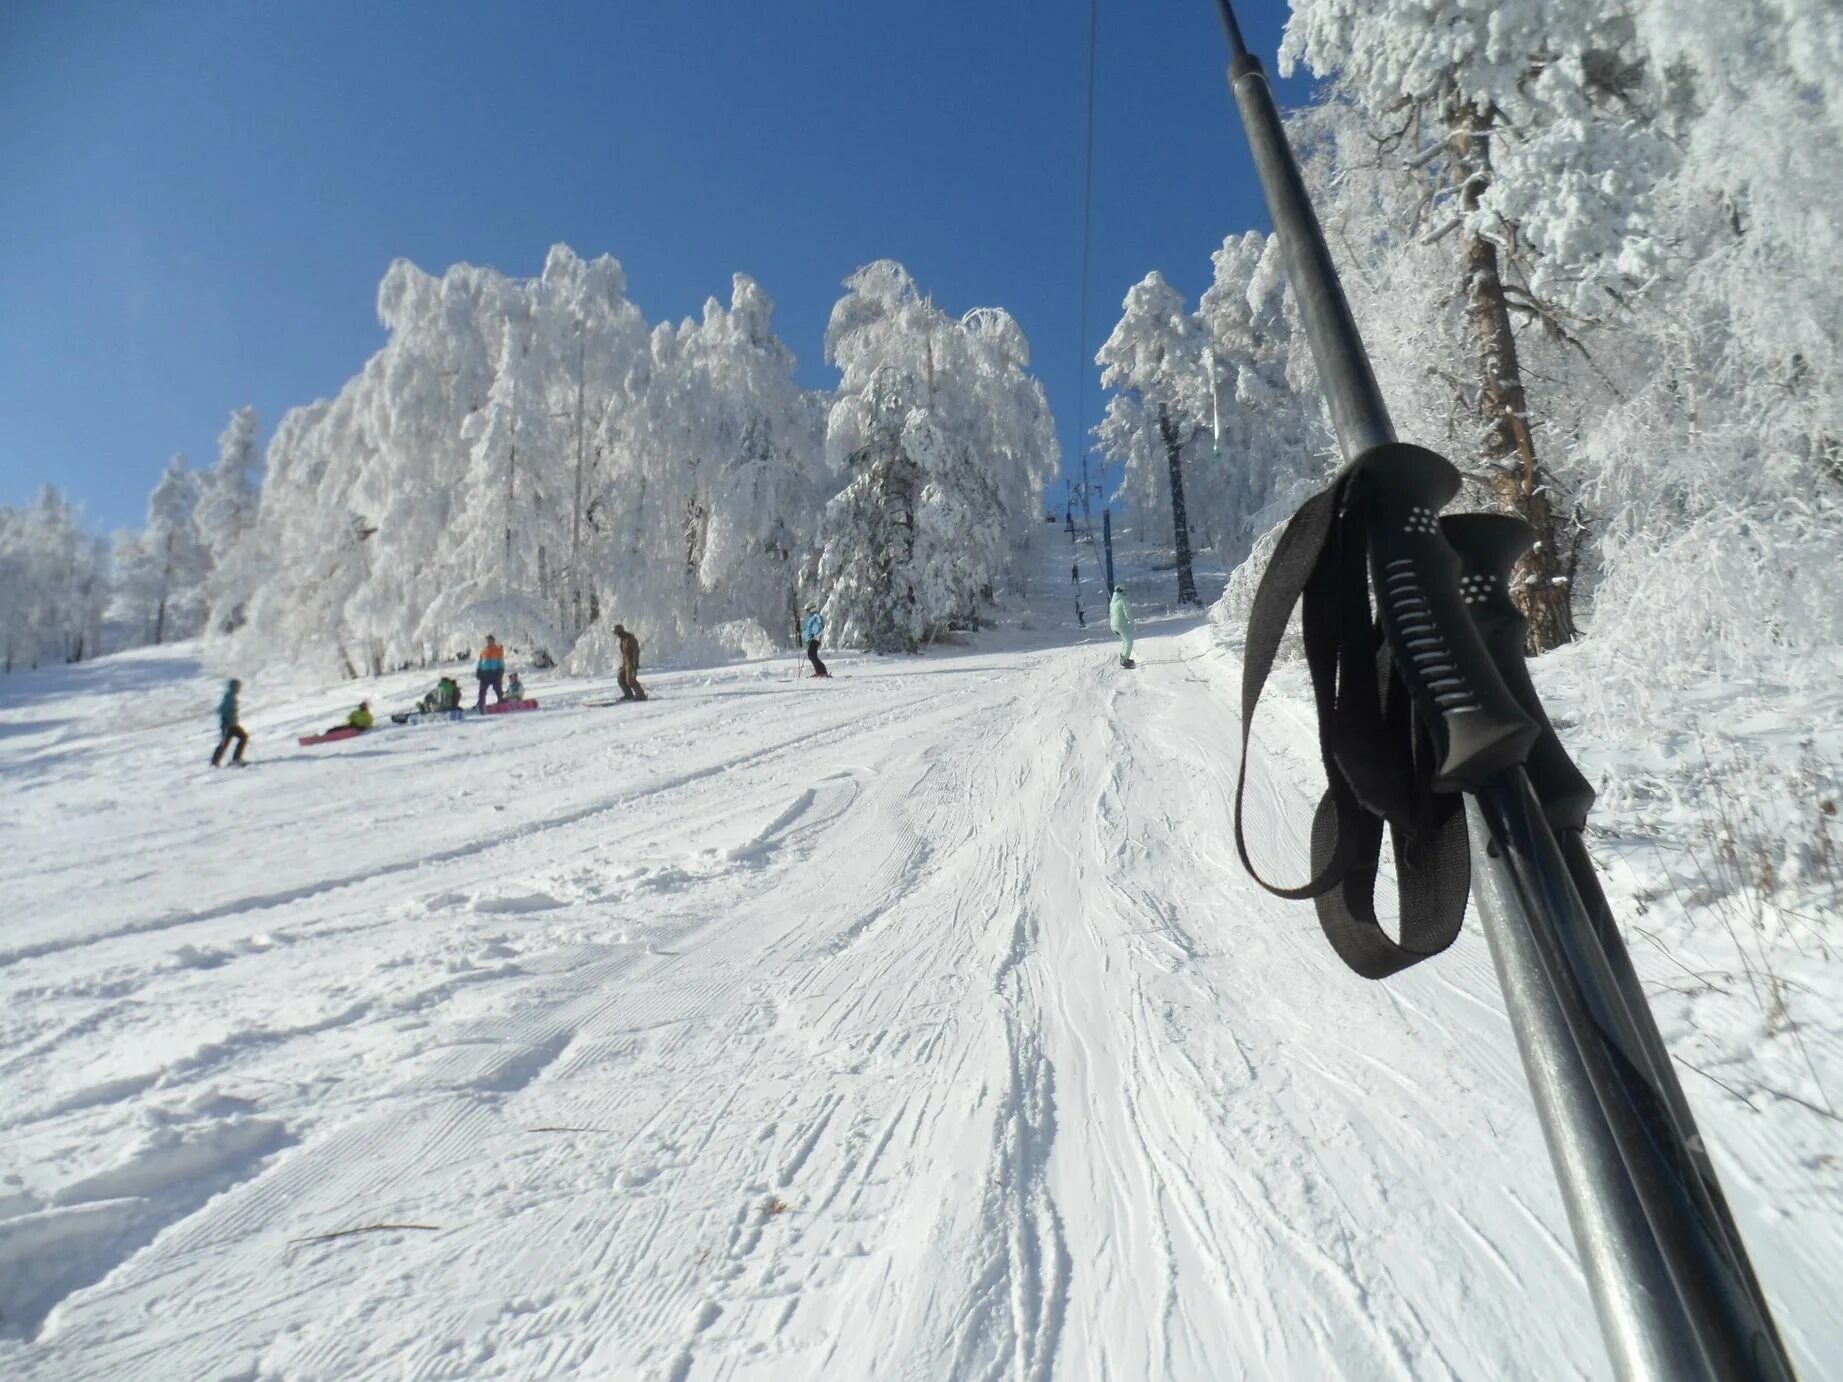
[196,406,263,633]
[1277,0,1685,649]
[1192,231,1324,566]
[1095,272,1210,606]
[0,488,107,671]
[112,454,210,646]
[811,261,1056,651]
[226,246,655,675]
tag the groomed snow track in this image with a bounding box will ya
[1,558,1833,1379]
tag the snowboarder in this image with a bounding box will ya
[211,678,248,766]
[326,701,374,735]
[613,624,647,701]
[415,676,462,716]
[802,606,829,678]
[475,633,506,711]
[1109,585,1135,668]
[505,671,525,702]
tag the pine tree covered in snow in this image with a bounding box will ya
[812,261,1057,651]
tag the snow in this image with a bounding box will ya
[2,539,1838,1380]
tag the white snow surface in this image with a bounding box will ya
[3,543,1839,1381]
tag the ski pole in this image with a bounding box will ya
[1208,4,1794,1378]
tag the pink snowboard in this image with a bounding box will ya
[298,727,368,746]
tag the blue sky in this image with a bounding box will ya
[0,0,1310,530]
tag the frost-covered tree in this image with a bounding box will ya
[112,454,210,645]
[814,368,927,652]
[196,406,263,633]
[1564,0,1843,697]
[227,246,653,675]
[0,488,107,671]
[1095,272,1209,606]
[175,246,1049,677]
[1195,231,1324,564]
[1277,0,1683,649]
[811,261,1056,650]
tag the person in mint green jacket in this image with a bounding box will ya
[1109,586,1135,668]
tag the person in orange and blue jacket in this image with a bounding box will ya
[475,633,506,711]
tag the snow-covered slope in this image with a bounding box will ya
[2,549,1837,1380]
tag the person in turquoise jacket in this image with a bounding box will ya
[802,606,829,678]
[1109,586,1135,668]
[211,678,248,766]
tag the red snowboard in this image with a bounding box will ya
[483,698,540,715]
[298,727,369,747]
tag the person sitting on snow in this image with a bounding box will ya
[327,700,374,734]
[416,677,462,715]
[505,671,524,702]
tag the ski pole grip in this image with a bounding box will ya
[1352,443,1539,788]
[1440,513,1597,832]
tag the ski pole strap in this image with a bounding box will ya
[1233,447,1536,978]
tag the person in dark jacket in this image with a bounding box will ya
[211,679,248,766]
[613,624,647,701]
[475,633,506,711]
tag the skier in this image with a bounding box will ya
[1109,585,1135,669]
[475,633,506,711]
[326,701,374,735]
[613,624,647,701]
[505,671,525,702]
[802,605,829,678]
[211,678,248,766]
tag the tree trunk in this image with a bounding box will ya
[1157,406,1201,606]
[568,335,588,640]
[1450,97,1576,653]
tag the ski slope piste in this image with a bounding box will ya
[0,556,1835,1379]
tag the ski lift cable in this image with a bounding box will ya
[1207,2,1794,1378]
[1073,0,1100,541]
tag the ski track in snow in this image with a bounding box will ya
[2,553,1838,1380]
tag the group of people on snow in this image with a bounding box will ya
[207,629,536,764]
[207,604,841,764]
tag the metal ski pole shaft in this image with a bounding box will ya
[1208,3,1793,1377]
